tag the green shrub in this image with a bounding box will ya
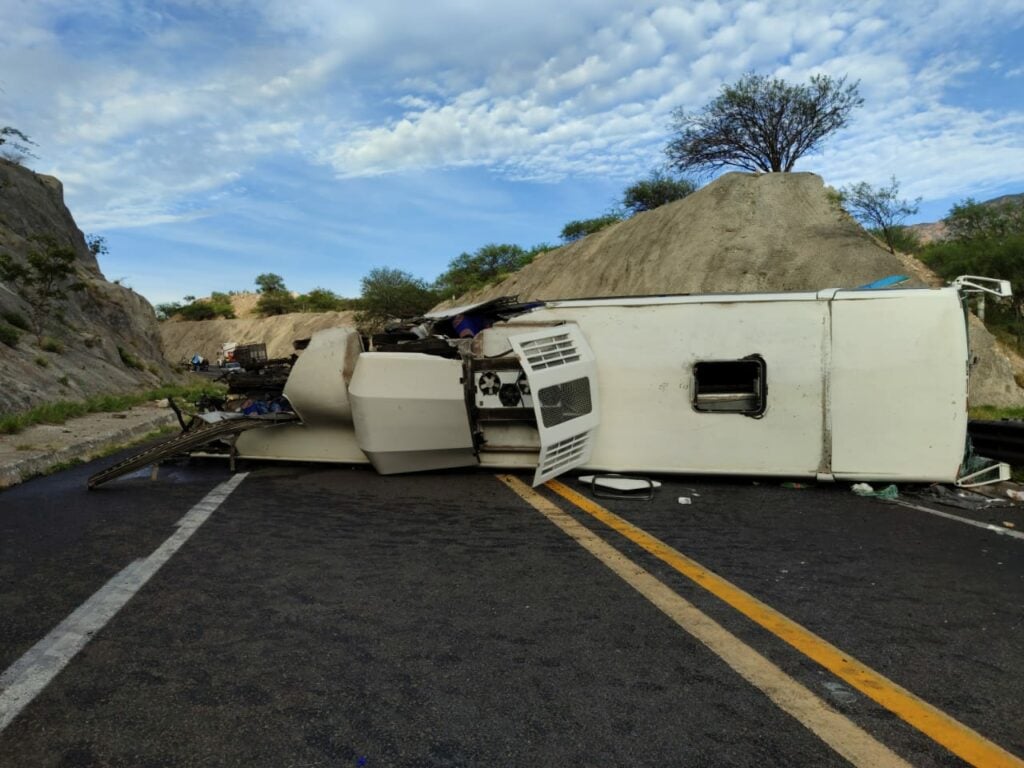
[1,310,29,330]
[0,322,19,347]
[40,336,64,353]
[560,214,624,242]
[208,292,236,318]
[0,381,228,435]
[117,346,145,370]
[433,244,532,298]
[256,290,300,316]
[177,300,218,321]
[296,287,356,313]
[34,355,48,367]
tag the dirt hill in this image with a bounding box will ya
[0,160,179,414]
[157,171,1022,407]
[159,311,357,364]
[461,173,930,301]
[455,172,1023,407]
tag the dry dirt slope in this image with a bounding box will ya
[465,172,931,300]
[160,172,1023,407]
[457,171,1023,407]
[160,310,357,364]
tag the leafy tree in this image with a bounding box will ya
[0,126,37,163]
[945,198,1024,242]
[256,290,299,316]
[840,177,921,254]
[357,267,438,328]
[666,73,863,174]
[298,287,355,312]
[255,273,287,293]
[160,292,235,320]
[921,197,1024,343]
[177,300,219,321]
[868,225,920,255]
[208,292,236,318]
[0,235,83,342]
[253,273,298,315]
[623,171,697,214]
[85,234,108,258]
[155,302,183,320]
[525,243,555,258]
[434,243,531,298]
[560,214,624,243]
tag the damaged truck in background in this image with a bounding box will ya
[89,277,1011,489]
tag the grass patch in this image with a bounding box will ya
[0,381,227,435]
[0,322,19,347]
[968,405,1024,421]
[40,336,64,353]
[117,345,145,370]
[0,310,29,330]
[34,355,48,368]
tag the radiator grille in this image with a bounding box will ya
[518,333,581,371]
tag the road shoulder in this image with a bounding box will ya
[0,403,177,489]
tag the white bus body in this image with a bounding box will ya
[233,285,994,486]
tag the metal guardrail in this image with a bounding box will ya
[968,420,1024,465]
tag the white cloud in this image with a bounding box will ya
[0,0,1021,233]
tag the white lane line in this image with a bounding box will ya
[895,500,1024,542]
[0,472,248,733]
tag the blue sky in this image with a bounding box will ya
[1,0,1022,306]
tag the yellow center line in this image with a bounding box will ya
[544,478,1023,768]
[498,475,911,768]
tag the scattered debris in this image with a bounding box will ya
[909,483,1011,511]
[852,483,899,500]
[781,482,809,489]
[579,474,660,500]
[822,680,858,706]
[678,497,692,505]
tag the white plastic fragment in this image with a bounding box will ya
[851,482,874,495]
[678,497,692,505]
[578,475,662,492]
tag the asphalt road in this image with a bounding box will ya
[0,454,1021,767]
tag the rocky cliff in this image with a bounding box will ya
[0,159,179,414]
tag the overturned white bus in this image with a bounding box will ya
[218,277,1009,488]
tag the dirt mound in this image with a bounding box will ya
[227,292,261,318]
[463,173,921,301]
[160,311,357,364]
[458,171,1023,407]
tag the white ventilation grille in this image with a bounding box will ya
[517,333,581,371]
[536,433,593,485]
[509,324,600,486]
